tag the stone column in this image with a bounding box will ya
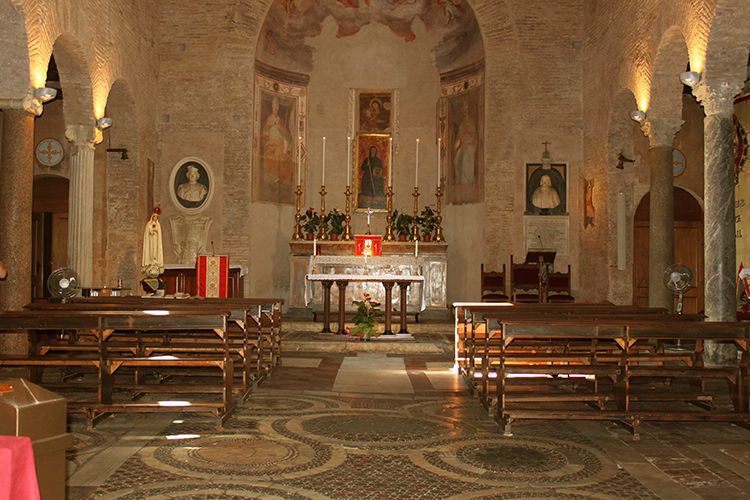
[695,80,743,366]
[642,119,681,311]
[65,125,99,287]
[0,108,34,353]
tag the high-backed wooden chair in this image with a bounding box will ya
[547,265,574,303]
[481,264,510,302]
[510,255,540,303]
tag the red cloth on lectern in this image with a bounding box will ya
[196,255,229,298]
[354,235,382,256]
[0,436,41,500]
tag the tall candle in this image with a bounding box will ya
[437,137,441,188]
[297,136,302,184]
[415,139,420,186]
[388,137,393,187]
[313,237,317,256]
[347,136,352,186]
[415,239,419,257]
[322,136,326,185]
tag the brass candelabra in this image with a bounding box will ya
[317,185,328,240]
[385,186,395,241]
[411,186,420,242]
[434,178,445,242]
[343,185,353,241]
[293,184,303,240]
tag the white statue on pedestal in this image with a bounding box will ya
[142,207,164,277]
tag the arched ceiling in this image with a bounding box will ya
[257,0,483,73]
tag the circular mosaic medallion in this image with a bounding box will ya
[243,395,333,415]
[412,437,618,488]
[288,412,463,448]
[140,433,345,481]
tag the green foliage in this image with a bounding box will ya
[417,205,437,238]
[301,208,320,234]
[326,209,346,236]
[395,212,413,237]
[350,293,381,339]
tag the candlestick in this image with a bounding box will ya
[388,137,393,187]
[322,136,326,185]
[415,138,420,186]
[347,136,352,187]
[434,178,446,242]
[292,183,303,240]
[411,186,420,242]
[297,136,302,184]
[437,137,441,188]
[385,186,394,241]
[343,184,353,241]
[318,184,327,240]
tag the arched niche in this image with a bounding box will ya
[633,187,704,314]
[31,175,69,298]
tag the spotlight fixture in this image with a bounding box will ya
[33,87,57,103]
[96,117,113,130]
[630,109,646,123]
[616,152,635,170]
[679,70,701,87]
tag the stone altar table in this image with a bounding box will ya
[306,273,424,334]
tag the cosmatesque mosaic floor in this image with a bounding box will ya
[65,352,750,499]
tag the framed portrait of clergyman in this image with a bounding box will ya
[169,157,213,213]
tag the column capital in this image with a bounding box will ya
[0,94,43,116]
[641,117,684,148]
[693,79,744,117]
[65,124,101,148]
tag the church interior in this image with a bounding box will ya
[2,0,750,498]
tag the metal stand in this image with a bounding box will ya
[411,186,420,242]
[385,186,395,241]
[317,185,327,240]
[434,178,445,242]
[292,184,303,240]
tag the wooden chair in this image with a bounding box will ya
[510,255,540,303]
[481,264,510,302]
[547,265,575,303]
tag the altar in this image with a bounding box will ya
[289,240,447,312]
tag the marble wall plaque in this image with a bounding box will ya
[524,215,569,256]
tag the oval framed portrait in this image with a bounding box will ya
[169,157,213,212]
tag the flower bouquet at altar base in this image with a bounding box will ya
[348,293,381,340]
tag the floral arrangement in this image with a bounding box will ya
[301,207,320,235]
[326,208,346,237]
[417,205,437,239]
[349,293,381,340]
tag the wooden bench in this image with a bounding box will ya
[0,309,236,429]
[453,303,748,439]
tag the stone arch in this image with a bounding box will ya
[102,79,140,287]
[50,33,94,127]
[646,26,689,143]
[0,0,30,101]
[703,0,750,85]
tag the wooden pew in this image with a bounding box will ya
[0,309,236,429]
[454,304,750,439]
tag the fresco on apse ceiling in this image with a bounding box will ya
[259,0,482,72]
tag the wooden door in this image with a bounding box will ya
[633,188,704,314]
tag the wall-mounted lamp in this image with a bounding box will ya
[630,109,646,123]
[679,70,701,87]
[96,117,113,130]
[106,147,128,160]
[616,152,635,170]
[33,87,57,103]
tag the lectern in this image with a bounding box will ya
[525,250,556,302]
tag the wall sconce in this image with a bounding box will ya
[106,147,128,160]
[630,109,646,123]
[616,152,635,170]
[96,117,113,130]
[679,71,701,87]
[33,87,57,103]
